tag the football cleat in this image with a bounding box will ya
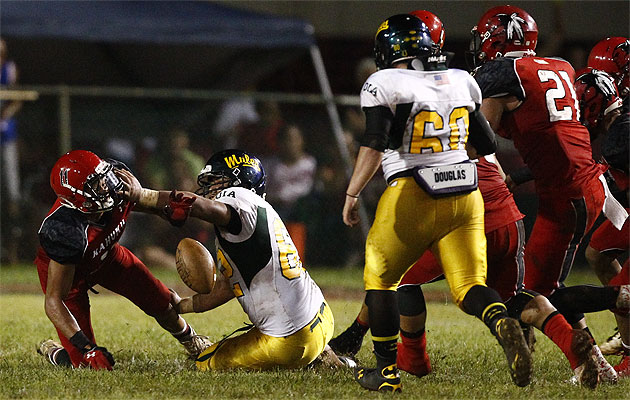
[181,333,212,359]
[495,318,532,387]
[613,355,630,378]
[338,355,358,369]
[328,324,365,356]
[522,324,536,354]
[592,344,618,384]
[354,364,402,393]
[37,339,64,365]
[600,329,623,355]
[570,330,600,388]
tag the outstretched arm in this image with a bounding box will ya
[116,168,231,227]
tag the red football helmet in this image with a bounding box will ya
[469,5,538,67]
[410,10,445,51]
[588,37,630,96]
[574,68,623,132]
[50,150,123,213]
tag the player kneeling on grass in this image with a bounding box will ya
[35,150,210,370]
[116,149,335,370]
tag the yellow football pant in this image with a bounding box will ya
[364,177,488,306]
[195,302,333,371]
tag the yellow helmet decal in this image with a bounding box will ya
[375,19,389,39]
[224,153,261,171]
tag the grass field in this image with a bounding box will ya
[1,264,627,399]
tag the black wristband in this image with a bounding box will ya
[69,330,93,353]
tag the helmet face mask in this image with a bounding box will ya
[51,150,123,213]
[196,149,266,199]
[575,69,623,133]
[373,14,434,70]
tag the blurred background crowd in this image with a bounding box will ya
[0,1,627,268]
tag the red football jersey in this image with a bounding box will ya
[36,199,133,277]
[475,56,604,196]
[477,155,524,232]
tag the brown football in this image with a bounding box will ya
[175,238,216,294]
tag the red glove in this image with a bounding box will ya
[82,346,115,370]
[163,191,196,227]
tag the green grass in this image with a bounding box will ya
[0,265,627,399]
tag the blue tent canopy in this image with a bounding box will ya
[1,1,315,48]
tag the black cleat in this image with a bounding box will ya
[495,318,533,387]
[328,324,365,356]
[354,364,402,393]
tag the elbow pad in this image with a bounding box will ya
[360,106,393,151]
[468,108,497,156]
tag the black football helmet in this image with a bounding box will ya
[196,149,266,199]
[373,14,433,70]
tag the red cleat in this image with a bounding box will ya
[614,355,630,378]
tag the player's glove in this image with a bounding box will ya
[82,346,115,370]
[163,191,196,227]
[69,330,115,370]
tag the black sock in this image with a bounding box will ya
[366,290,399,367]
[351,318,370,336]
[549,285,619,315]
[461,285,508,336]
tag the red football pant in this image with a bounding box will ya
[36,244,171,366]
[524,180,605,297]
[589,209,629,253]
[400,220,525,301]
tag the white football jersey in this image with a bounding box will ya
[360,66,482,182]
[213,187,325,337]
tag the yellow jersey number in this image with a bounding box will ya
[274,219,305,280]
[216,249,244,298]
[409,106,469,154]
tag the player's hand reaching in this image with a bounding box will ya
[163,191,196,227]
[115,168,143,203]
[82,346,115,370]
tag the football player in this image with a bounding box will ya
[116,149,334,371]
[588,37,630,99]
[35,150,210,370]
[469,5,629,383]
[575,69,630,377]
[342,14,532,392]
[331,10,603,388]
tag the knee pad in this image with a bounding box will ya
[397,284,426,316]
[505,290,537,320]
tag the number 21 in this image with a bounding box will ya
[538,69,580,122]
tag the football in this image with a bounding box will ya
[175,238,216,294]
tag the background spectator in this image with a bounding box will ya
[1,37,23,264]
[265,123,317,261]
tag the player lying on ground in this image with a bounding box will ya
[117,149,335,371]
[35,150,210,370]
